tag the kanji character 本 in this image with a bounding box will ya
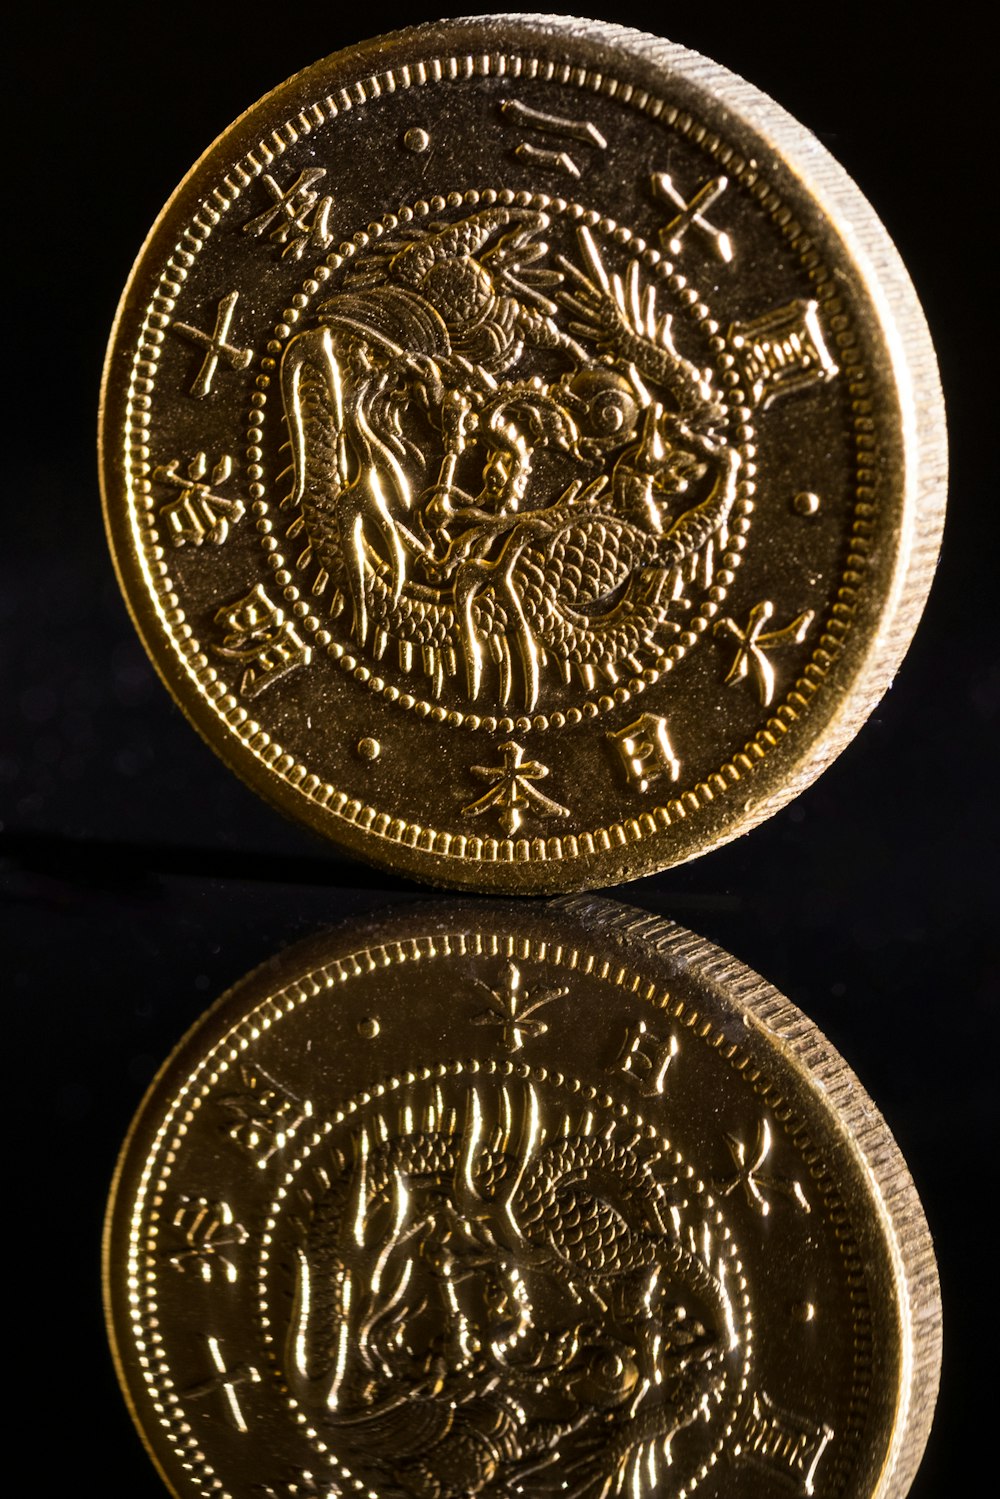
[461,741,569,835]
[214,584,312,698]
[470,960,568,1051]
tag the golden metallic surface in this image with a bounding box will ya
[99,16,946,891]
[104,899,940,1498]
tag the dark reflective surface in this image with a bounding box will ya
[4,3,992,1494]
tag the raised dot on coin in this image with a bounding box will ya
[357,1016,380,1038]
[403,127,430,152]
[357,737,380,761]
[793,1300,817,1322]
[793,491,821,516]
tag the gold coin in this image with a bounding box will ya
[104,899,940,1498]
[100,17,946,891]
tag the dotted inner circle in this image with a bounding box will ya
[249,190,756,732]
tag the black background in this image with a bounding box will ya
[4,2,993,1492]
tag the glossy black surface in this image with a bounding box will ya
[4,3,992,1492]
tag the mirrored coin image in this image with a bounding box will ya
[104,899,940,1498]
[99,14,946,891]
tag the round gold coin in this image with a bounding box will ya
[104,898,940,1498]
[100,16,946,891]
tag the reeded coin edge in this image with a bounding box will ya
[98,15,946,891]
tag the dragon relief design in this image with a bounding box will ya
[276,1080,744,1499]
[278,206,743,711]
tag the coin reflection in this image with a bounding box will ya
[105,899,939,1498]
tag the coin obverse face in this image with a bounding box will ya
[100,16,946,890]
[104,899,940,1499]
